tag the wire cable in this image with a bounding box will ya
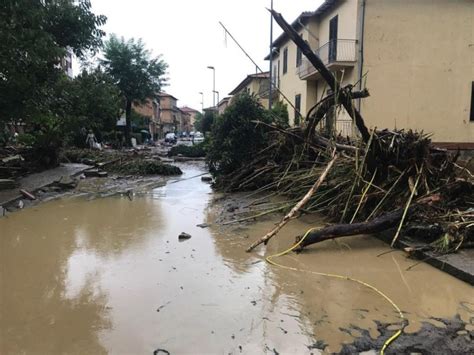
[265,227,406,354]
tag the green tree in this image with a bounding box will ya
[58,69,122,146]
[207,92,271,179]
[101,35,168,145]
[193,112,203,132]
[0,0,106,123]
[271,100,289,128]
[201,111,216,133]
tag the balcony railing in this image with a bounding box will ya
[297,39,357,79]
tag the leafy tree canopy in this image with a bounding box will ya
[101,35,168,144]
[101,35,168,103]
[207,93,272,179]
[0,0,107,122]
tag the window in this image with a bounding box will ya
[294,94,301,125]
[277,60,281,88]
[283,47,288,74]
[296,47,302,67]
[272,65,277,86]
[470,82,474,122]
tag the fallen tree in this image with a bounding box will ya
[209,10,473,255]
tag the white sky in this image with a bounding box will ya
[87,0,324,110]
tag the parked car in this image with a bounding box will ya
[165,132,177,144]
[193,132,204,144]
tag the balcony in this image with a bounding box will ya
[297,39,357,80]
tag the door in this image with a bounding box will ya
[329,15,338,62]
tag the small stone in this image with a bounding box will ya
[197,223,209,228]
[201,176,212,182]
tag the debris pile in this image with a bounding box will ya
[214,10,474,255]
[61,148,182,176]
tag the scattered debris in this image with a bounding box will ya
[0,179,16,190]
[178,232,192,240]
[61,148,182,176]
[84,169,108,178]
[19,189,36,200]
[55,176,78,189]
[214,11,474,257]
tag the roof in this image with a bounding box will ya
[179,106,200,113]
[264,0,338,60]
[157,92,178,100]
[228,72,270,95]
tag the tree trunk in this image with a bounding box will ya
[125,99,132,147]
[271,10,371,143]
[296,209,405,250]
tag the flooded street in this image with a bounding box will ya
[1,163,472,354]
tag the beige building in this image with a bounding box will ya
[268,0,474,148]
[157,92,179,135]
[180,106,200,131]
[218,97,232,114]
[133,99,160,139]
[229,72,272,109]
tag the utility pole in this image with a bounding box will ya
[268,0,274,110]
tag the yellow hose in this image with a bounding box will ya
[265,227,405,355]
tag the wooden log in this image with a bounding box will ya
[20,189,36,200]
[246,152,338,252]
[296,209,404,250]
[271,10,371,143]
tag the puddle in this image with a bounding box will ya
[0,163,472,354]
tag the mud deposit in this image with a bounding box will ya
[1,163,472,354]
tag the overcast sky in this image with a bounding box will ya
[88,0,324,110]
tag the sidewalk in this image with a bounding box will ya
[0,163,90,206]
[378,231,474,285]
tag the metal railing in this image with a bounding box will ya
[297,39,357,79]
[318,119,354,138]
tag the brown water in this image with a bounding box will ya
[0,163,472,354]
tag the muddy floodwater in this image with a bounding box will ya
[1,163,472,354]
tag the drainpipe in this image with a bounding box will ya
[357,0,366,111]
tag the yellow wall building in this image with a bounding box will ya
[268,0,474,148]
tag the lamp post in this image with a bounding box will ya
[198,91,204,113]
[207,66,215,107]
[213,90,220,107]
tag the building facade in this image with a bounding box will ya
[228,72,272,109]
[133,99,160,139]
[180,106,200,131]
[268,0,474,147]
[157,92,179,135]
[217,97,231,115]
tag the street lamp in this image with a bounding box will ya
[198,91,204,113]
[207,66,215,107]
[213,90,220,107]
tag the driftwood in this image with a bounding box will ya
[296,209,404,250]
[246,152,338,252]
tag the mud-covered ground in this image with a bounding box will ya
[1,162,472,354]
